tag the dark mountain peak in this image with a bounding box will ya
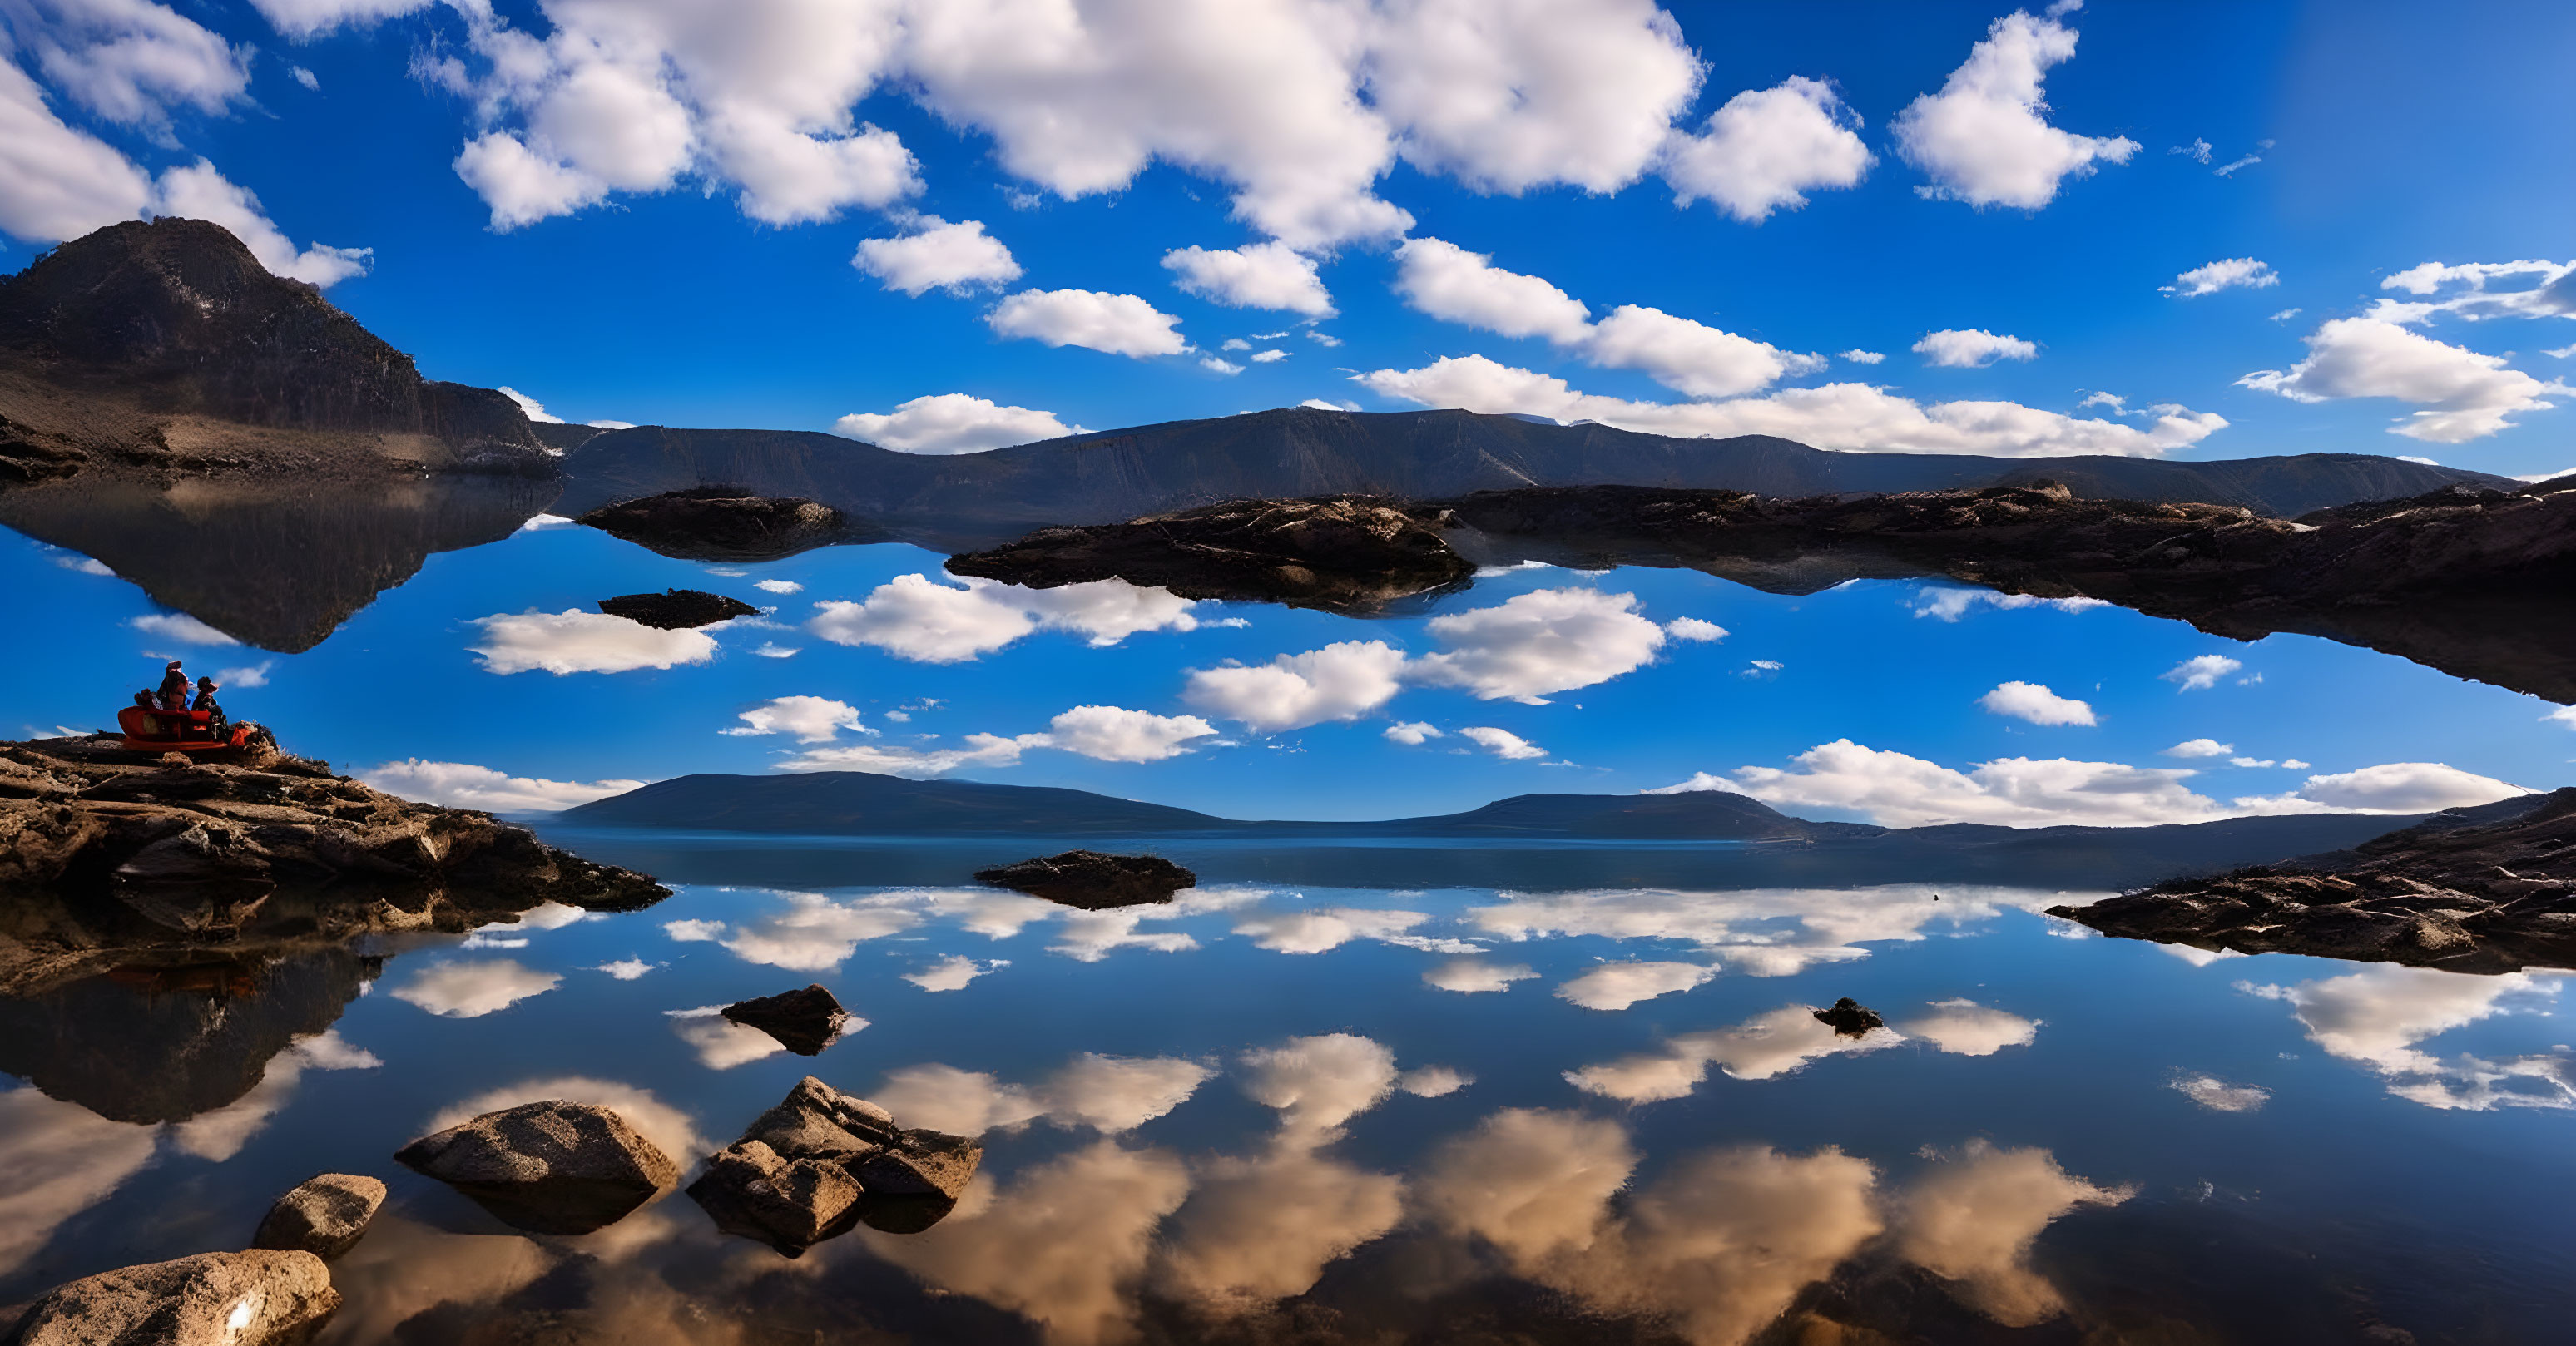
[0,217,538,456]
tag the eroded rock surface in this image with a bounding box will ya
[687,1076,982,1254]
[0,735,666,997]
[252,1173,386,1260]
[721,984,851,1056]
[595,589,760,629]
[7,1250,339,1346]
[396,1101,678,1235]
[578,488,855,561]
[1813,997,1885,1037]
[973,850,1197,909]
[2050,790,2576,973]
[946,496,1473,612]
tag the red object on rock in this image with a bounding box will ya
[116,705,253,752]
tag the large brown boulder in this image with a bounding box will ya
[578,488,855,561]
[974,849,1196,909]
[7,1250,338,1345]
[395,1101,678,1235]
[687,1076,981,1254]
[251,1173,386,1261]
[946,496,1472,613]
[721,984,851,1056]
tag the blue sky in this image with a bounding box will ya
[2,0,2570,474]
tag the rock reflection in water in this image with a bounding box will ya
[0,471,557,651]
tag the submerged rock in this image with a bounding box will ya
[7,1250,339,1346]
[1812,997,1885,1037]
[721,984,851,1056]
[2049,789,2576,973]
[252,1173,386,1260]
[973,849,1196,909]
[395,1101,679,1235]
[687,1076,982,1254]
[578,488,853,562]
[946,496,1473,613]
[594,589,760,630]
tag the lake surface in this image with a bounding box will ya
[3,482,2572,1344]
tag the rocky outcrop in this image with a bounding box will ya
[0,219,549,483]
[577,487,858,561]
[251,1174,385,1260]
[721,984,850,1056]
[687,1076,982,1254]
[594,589,760,629]
[396,1101,679,1235]
[1813,997,1885,1037]
[946,496,1474,612]
[2048,790,2576,973]
[6,1250,339,1345]
[973,850,1197,909]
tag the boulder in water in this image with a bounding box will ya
[595,589,760,630]
[721,984,851,1056]
[7,1250,339,1346]
[251,1173,386,1260]
[1813,997,1885,1037]
[973,849,1196,909]
[577,488,853,562]
[686,1076,981,1254]
[395,1100,678,1235]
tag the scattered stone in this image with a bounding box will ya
[578,488,853,562]
[687,1076,982,1255]
[947,496,1473,613]
[251,1174,386,1261]
[973,849,1196,910]
[721,984,851,1056]
[1813,997,1885,1037]
[6,1250,338,1346]
[395,1101,679,1235]
[2050,789,2576,973]
[595,589,760,629]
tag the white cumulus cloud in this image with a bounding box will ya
[1977,680,2096,726]
[988,288,1187,358]
[1162,240,1334,316]
[2239,316,2567,443]
[358,760,645,812]
[1915,328,2039,368]
[1893,7,2138,209]
[2163,738,2233,758]
[809,574,1204,661]
[1412,586,1667,703]
[834,393,1078,454]
[723,695,869,744]
[469,610,719,675]
[1458,726,1547,760]
[1659,76,1873,223]
[1184,640,1409,732]
[2162,654,2242,691]
[1391,236,1593,343]
[2163,257,2278,297]
[855,215,1021,295]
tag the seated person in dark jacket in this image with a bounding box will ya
[192,677,226,738]
[157,661,191,711]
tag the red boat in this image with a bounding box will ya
[117,705,256,753]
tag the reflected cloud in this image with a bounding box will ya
[1424,958,1537,992]
[1398,1065,1473,1097]
[2240,967,2574,1110]
[662,891,920,970]
[171,1030,383,1160]
[1468,884,2073,977]
[1420,1108,1881,1346]
[0,1086,160,1276]
[1232,906,1429,953]
[666,1007,789,1070]
[469,609,720,675]
[1152,1145,1404,1314]
[389,959,562,1018]
[904,954,1007,991]
[861,1140,1193,1346]
[873,1052,1215,1137]
[321,1213,556,1344]
[1568,1004,1915,1102]
[2172,1073,2271,1112]
[1894,1141,2132,1326]
[1894,999,2041,1057]
[1239,1033,1398,1144]
[1555,960,1714,1011]
[809,573,1210,663]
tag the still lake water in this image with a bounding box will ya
[2,477,2572,1343]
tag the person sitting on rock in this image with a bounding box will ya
[192,677,226,738]
[156,661,190,711]
[133,690,155,710]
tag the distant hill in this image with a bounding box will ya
[552,408,2515,539]
[557,771,2468,881]
[0,218,548,482]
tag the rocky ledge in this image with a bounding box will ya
[689,1076,982,1254]
[595,587,759,629]
[579,487,859,561]
[0,733,666,996]
[2049,790,2576,973]
[974,850,1197,909]
[946,496,1473,612]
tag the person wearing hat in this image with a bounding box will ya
[156,661,190,712]
[192,676,227,740]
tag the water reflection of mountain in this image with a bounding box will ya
[0,947,372,1124]
[0,471,557,651]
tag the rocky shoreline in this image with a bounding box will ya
[944,478,2576,701]
[2050,790,2576,973]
